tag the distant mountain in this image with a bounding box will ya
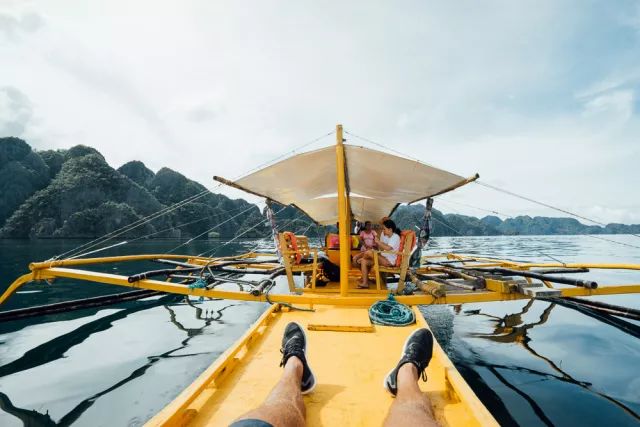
[0,138,266,239]
[391,205,640,236]
[0,137,50,227]
[1,137,638,239]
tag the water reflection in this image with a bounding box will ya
[451,299,640,426]
[2,236,640,426]
[0,294,260,426]
[440,300,640,426]
[0,295,182,378]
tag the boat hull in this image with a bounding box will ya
[147,303,498,426]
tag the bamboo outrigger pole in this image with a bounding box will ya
[336,124,350,296]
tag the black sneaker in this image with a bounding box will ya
[280,322,316,394]
[384,328,433,396]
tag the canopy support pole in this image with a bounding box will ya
[336,124,350,296]
[265,199,282,263]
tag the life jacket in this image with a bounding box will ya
[283,231,302,264]
[395,230,416,267]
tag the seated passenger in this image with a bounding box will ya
[352,221,377,265]
[357,219,401,289]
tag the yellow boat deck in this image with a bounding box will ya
[149,304,497,426]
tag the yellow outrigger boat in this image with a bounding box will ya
[2,125,640,426]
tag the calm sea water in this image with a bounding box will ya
[1,235,639,426]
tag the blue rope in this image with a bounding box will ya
[369,293,415,326]
[188,278,207,290]
[188,279,206,302]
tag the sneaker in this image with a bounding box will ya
[280,322,316,394]
[384,328,433,396]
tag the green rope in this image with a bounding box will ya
[188,279,207,302]
[369,293,415,326]
[188,278,207,290]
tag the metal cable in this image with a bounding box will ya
[197,205,290,257]
[127,204,252,243]
[437,198,640,251]
[344,130,441,169]
[167,203,262,254]
[432,202,566,264]
[346,128,639,241]
[56,129,335,260]
[57,187,217,260]
[475,181,640,239]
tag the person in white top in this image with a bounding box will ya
[357,219,402,289]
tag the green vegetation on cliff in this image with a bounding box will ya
[0,137,50,227]
[1,138,638,239]
[0,139,266,239]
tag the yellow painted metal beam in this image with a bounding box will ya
[28,253,210,270]
[447,255,640,271]
[517,263,640,271]
[559,284,640,296]
[4,259,640,310]
[1,266,527,306]
[335,124,350,297]
[0,273,34,305]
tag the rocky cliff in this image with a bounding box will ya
[1,137,638,239]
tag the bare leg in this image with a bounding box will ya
[352,251,364,265]
[383,364,438,427]
[359,255,373,287]
[233,357,306,427]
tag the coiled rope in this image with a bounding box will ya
[369,294,415,326]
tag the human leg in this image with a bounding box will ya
[231,323,315,427]
[358,256,373,288]
[383,329,437,427]
[383,364,437,426]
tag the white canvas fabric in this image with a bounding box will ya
[217,144,472,225]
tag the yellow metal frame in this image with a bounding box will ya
[3,252,640,308]
[335,124,350,297]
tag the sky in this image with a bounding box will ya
[1,0,639,225]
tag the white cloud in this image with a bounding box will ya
[0,11,43,41]
[582,89,634,121]
[0,86,33,136]
[1,0,639,224]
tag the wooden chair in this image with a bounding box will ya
[278,232,318,291]
[372,230,416,293]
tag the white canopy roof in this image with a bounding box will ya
[215,145,476,225]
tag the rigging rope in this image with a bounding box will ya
[57,187,217,260]
[436,198,640,251]
[344,131,441,170]
[238,131,335,179]
[369,294,415,326]
[167,203,262,254]
[475,181,640,239]
[55,129,336,261]
[197,205,290,257]
[434,200,567,264]
[128,204,252,243]
[347,128,639,243]
[68,205,258,259]
[66,240,129,260]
